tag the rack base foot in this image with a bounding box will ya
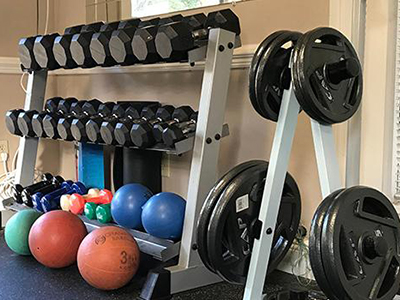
[139,267,172,300]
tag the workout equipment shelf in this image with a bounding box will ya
[2,198,179,262]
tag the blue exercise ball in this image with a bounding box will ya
[141,192,186,240]
[111,183,153,229]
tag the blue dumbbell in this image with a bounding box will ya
[41,181,87,212]
[32,181,73,212]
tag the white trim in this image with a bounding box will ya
[0,57,22,74]
[0,44,255,76]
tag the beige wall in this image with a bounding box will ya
[51,0,330,228]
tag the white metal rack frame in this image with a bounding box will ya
[243,78,343,298]
[4,28,237,295]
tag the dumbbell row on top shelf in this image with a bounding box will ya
[18,9,240,72]
[5,98,198,149]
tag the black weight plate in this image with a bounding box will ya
[309,189,344,300]
[321,186,400,299]
[197,160,266,272]
[249,31,288,118]
[292,27,363,124]
[254,31,302,121]
[207,163,301,284]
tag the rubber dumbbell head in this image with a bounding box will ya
[109,18,158,66]
[45,97,64,113]
[70,22,104,68]
[57,97,79,115]
[18,36,40,71]
[163,112,198,147]
[53,24,85,69]
[21,175,64,207]
[33,33,60,70]
[5,109,24,136]
[32,112,49,137]
[152,105,194,142]
[155,13,206,61]
[130,105,175,148]
[132,14,183,63]
[17,110,38,137]
[90,21,122,67]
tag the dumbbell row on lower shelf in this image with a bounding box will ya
[6,99,197,148]
[18,9,240,72]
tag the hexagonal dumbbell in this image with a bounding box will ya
[156,9,240,62]
[32,97,64,138]
[71,101,116,142]
[162,112,198,147]
[57,99,102,141]
[130,105,175,148]
[85,103,140,144]
[70,22,105,68]
[33,33,61,70]
[5,109,25,136]
[112,102,159,146]
[90,20,139,67]
[132,14,184,63]
[19,36,41,71]
[152,105,195,143]
[53,24,85,69]
[109,18,159,66]
[17,110,39,137]
[42,97,79,139]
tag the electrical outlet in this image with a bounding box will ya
[0,140,8,154]
[162,154,171,177]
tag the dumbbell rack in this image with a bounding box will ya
[242,80,342,297]
[2,28,238,297]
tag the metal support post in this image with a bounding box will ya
[15,70,48,186]
[167,28,236,293]
[243,84,300,299]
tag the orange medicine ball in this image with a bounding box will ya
[29,210,87,268]
[77,226,140,290]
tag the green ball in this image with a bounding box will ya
[5,209,42,255]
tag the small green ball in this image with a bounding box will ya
[5,209,42,255]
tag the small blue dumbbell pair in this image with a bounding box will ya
[32,181,87,212]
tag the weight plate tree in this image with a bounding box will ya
[292,27,363,124]
[311,186,400,300]
[249,31,302,121]
[197,160,301,284]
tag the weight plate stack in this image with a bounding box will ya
[292,27,363,124]
[197,160,301,284]
[249,31,302,121]
[310,186,400,299]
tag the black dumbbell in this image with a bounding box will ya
[70,22,105,68]
[19,37,39,71]
[71,102,116,142]
[113,103,160,146]
[53,24,85,69]
[13,172,53,204]
[17,110,39,137]
[57,99,102,141]
[21,175,64,207]
[132,15,185,63]
[109,18,160,66]
[5,109,25,136]
[100,105,146,145]
[33,33,60,70]
[152,106,195,143]
[42,97,79,139]
[162,112,198,147]
[32,97,65,138]
[156,9,240,61]
[130,105,175,148]
[90,20,141,67]
[154,13,206,62]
